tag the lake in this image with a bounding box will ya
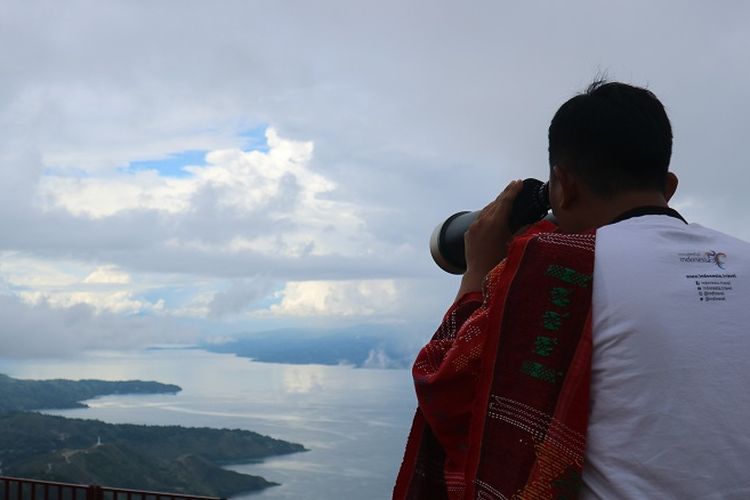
[0,348,417,499]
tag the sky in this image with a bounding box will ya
[1,0,748,357]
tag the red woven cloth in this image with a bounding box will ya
[394,222,596,500]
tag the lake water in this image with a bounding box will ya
[0,349,417,499]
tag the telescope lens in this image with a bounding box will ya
[430,178,550,274]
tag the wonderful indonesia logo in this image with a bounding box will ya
[679,251,727,269]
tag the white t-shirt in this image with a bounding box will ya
[581,214,750,499]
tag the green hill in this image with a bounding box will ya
[0,373,181,411]
[0,412,306,497]
[0,375,306,496]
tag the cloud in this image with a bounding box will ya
[37,129,320,219]
[207,278,277,318]
[0,254,81,289]
[37,172,194,218]
[24,128,409,281]
[362,348,409,369]
[0,293,195,358]
[83,265,131,284]
[19,290,163,316]
[0,256,162,316]
[1,0,749,355]
[269,280,399,317]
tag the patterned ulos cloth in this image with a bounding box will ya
[394,221,596,500]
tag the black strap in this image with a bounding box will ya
[609,206,687,225]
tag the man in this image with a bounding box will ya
[395,81,750,499]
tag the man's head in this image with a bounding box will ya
[547,80,678,232]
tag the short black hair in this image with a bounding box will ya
[548,80,673,196]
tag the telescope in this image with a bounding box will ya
[429,178,551,274]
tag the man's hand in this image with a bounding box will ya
[455,179,524,300]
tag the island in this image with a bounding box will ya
[0,374,306,497]
[202,325,416,368]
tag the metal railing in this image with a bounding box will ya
[0,476,225,500]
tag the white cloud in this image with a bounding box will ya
[19,290,163,315]
[36,171,194,218]
[83,265,131,284]
[1,256,164,316]
[36,128,373,259]
[37,128,310,218]
[270,279,399,317]
[0,254,81,289]
[171,291,215,319]
[362,348,405,369]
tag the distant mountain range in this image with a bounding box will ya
[0,374,305,496]
[202,324,425,368]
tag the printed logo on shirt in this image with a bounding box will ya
[678,250,727,269]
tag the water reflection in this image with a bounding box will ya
[282,365,326,394]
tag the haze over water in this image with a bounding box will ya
[0,349,416,499]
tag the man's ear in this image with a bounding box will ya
[664,172,678,201]
[554,165,579,209]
